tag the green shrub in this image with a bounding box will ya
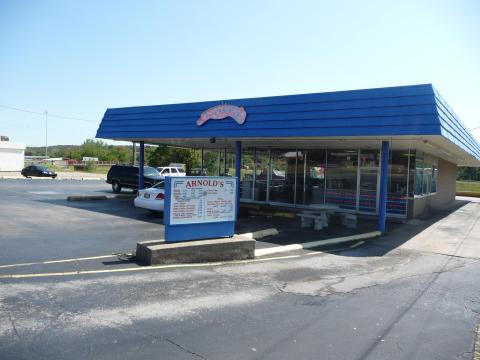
[84,161,98,172]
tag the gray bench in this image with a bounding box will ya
[297,212,329,230]
[340,213,357,228]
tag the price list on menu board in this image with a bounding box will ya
[169,177,236,225]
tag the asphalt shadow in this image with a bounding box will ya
[329,199,470,257]
[245,199,471,257]
[35,194,472,260]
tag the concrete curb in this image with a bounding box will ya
[66,194,136,201]
[113,193,137,199]
[239,228,279,240]
[254,231,382,257]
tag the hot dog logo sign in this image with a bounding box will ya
[169,177,236,225]
[196,104,247,126]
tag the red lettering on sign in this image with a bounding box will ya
[185,179,226,188]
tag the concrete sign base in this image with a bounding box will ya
[136,236,255,265]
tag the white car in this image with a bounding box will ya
[157,166,186,179]
[134,182,165,212]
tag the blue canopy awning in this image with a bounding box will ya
[96,84,480,166]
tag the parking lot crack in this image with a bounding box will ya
[5,310,21,340]
[273,263,468,299]
[164,338,208,359]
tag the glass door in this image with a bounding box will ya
[359,150,379,213]
[269,150,297,204]
[240,150,254,200]
[253,149,269,202]
[301,150,326,205]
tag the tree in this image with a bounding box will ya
[169,148,201,174]
[147,145,171,168]
[147,145,201,173]
[457,167,480,181]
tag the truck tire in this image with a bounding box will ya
[112,180,122,193]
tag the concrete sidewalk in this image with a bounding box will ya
[398,200,480,259]
[0,171,106,180]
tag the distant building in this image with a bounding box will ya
[0,137,25,171]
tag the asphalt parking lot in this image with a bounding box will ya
[0,178,379,271]
[1,179,480,360]
[0,179,162,267]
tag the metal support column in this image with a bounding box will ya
[139,141,145,190]
[132,142,136,165]
[235,141,242,217]
[378,141,390,233]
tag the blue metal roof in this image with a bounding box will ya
[433,87,480,161]
[96,84,480,162]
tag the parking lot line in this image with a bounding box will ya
[0,253,306,279]
[0,228,280,270]
[0,254,127,269]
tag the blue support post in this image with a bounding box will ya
[235,141,242,218]
[378,141,390,233]
[139,141,145,190]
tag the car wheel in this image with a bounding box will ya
[112,181,122,193]
[52,175,57,179]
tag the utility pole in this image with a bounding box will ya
[44,111,48,159]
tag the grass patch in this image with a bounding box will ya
[45,164,75,172]
[87,165,111,174]
[44,164,111,174]
[456,181,480,192]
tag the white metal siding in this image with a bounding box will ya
[0,147,25,171]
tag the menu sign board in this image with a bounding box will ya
[169,177,236,225]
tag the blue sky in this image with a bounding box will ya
[1,0,479,147]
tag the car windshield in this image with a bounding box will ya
[143,167,160,177]
[151,181,165,189]
[36,166,49,171]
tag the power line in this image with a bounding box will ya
[0,104,98,123]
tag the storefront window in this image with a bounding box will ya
[202,149,220,176]
[254,149,269,201]
[325,150,358,210]
[269,150,297,204]
[413,152,438,196]
[388,151,409,216]
[218,149,226,176]
[224,151,235,177]
[431,165,438,193]
[301,150,326,205]
[414,152,424,195]
[422,163,432,194]
[240,150,254,200]
[359,150,379,213]
[408,150,416,197]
